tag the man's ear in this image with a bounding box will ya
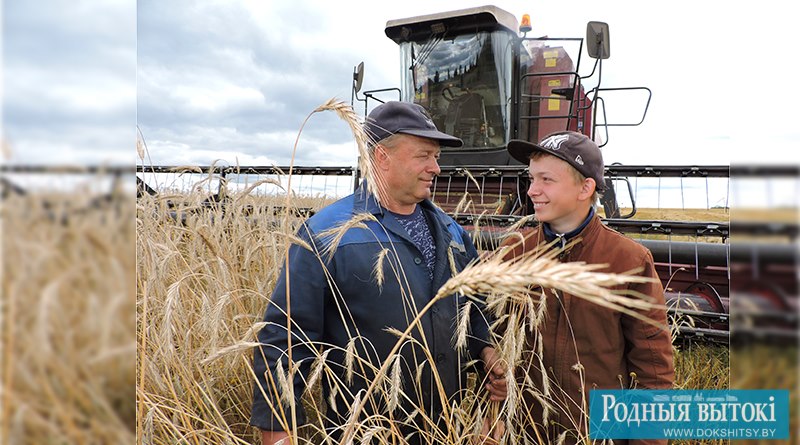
[373,145,391,171]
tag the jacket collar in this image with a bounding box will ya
[537,207,601,260]
[353,180,456,289]
[542,206,595,243]
[353,181,384,215]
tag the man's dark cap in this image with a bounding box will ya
[507,131,606,191]
[364,101,463,147]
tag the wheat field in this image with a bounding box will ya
[1,190,136,444]
[133,188,736,445]
[6,102,796,444]
[0,182,768,445]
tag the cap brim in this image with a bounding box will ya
[399,129,463,147]
[507,139,569,165]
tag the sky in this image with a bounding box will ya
[2,1,136,165]
[1,1,798,205]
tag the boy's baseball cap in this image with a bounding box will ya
[364,101,463,147]
[507,131,606,191]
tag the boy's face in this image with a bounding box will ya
[527,153,595,234]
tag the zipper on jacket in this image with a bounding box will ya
[555,234,568,260]
[552,247,572,393]
[552,288,563,387]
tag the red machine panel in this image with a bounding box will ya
[521,45,593,144]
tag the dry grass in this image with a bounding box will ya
[137,191,302,444]
[731,344,798,445]
[598,207,730,244]
[604,207,729,223]
[1,189,136,444]
[668,344,730,445]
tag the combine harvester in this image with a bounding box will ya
[135,6,798,346]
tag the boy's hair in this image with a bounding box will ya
[531,151,602,207]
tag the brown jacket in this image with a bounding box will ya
[501,215,675,445]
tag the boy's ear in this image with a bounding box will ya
[578,178,596,200]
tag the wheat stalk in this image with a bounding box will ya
[312,98,382,201]
[436,251,657,321]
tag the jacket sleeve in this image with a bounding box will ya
[620,248,675,390]
[250,223,330,432]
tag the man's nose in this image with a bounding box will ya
[430,158,441,176]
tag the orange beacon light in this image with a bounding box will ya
[519,14,532,33]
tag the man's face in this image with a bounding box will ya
[377,135,441,212]
[527,153,592,233]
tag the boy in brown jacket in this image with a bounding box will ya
[502,131,674,444]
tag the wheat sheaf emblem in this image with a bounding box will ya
[541,134,570,150]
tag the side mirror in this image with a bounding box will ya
[353,61,365,94]
[586,21,610,59]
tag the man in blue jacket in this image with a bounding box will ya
[252,101,505,445]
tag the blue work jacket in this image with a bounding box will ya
[251,183,491,433]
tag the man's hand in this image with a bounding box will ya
[261,429,289,445]
[480,346,507,401]
[472,416,506,445]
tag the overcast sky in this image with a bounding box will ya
[2,0,798,171]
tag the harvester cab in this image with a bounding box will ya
[354,5,647,219]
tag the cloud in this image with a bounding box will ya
[136,0,363,166]
[3,0,136,165]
